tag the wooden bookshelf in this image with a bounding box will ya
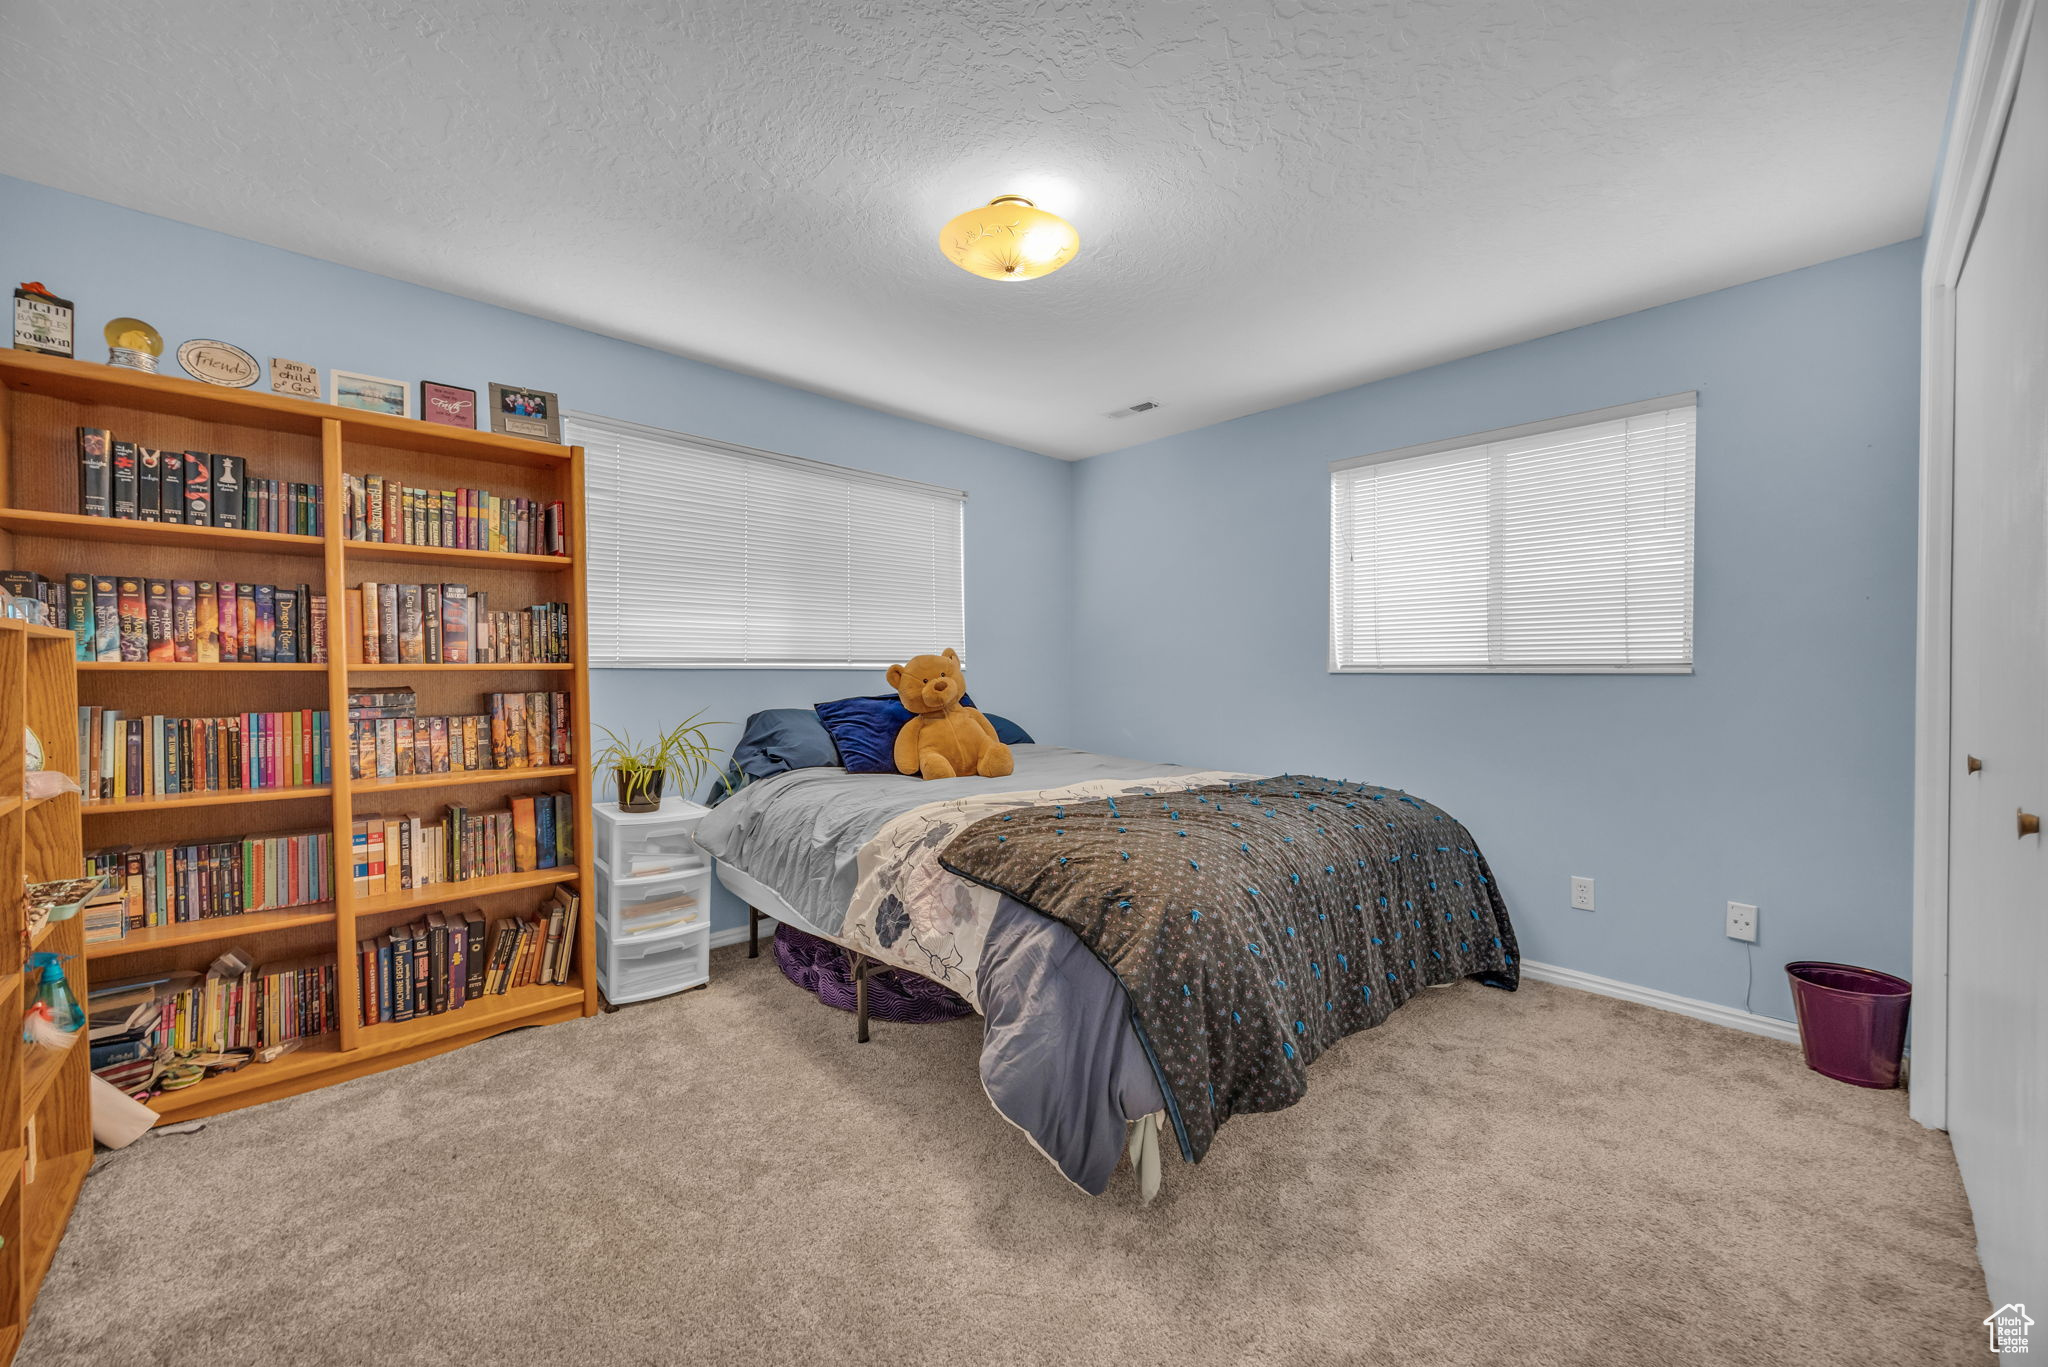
[0,615,93,1361]
[0,351,598,1143]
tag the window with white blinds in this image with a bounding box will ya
[568,412,966,668]
[1329,395,1695,673]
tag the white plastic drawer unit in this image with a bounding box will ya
[598,919,709,1003]
[596,866,710,938]
[592,798,709,880]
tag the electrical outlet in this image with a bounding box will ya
[1570,876,1595,911]
[1726,902,1758,943]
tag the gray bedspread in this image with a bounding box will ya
[696,746,1200,937]
[694,746,1192,1193]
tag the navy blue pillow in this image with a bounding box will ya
[983,713,1034,746]
[815,695,1027,774]
[731,708,842,781]
[814,695,917,774]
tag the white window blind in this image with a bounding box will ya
[568,412,966,668]
[1330,395,1695,673]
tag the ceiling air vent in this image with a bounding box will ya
[1105,400,1160,420]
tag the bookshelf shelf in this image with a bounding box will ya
[77,661,329,673]
[356,980,584,1050]
[142,978,585,1122]
[142,1034,342,1120]
[20,1046,74,1117]
[355,866,578,917]
[0,351,597,1213]
[87,907,338,960]
[343,540,573,572]
[347,662,574,673]
[0,508,325,558]
[82,784,333,815]
[353,765,575,796]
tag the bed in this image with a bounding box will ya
[693,741,1519,1199]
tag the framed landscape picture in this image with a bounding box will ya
[330,369,411,417]
[420,380,477,429]
[489,382,561,442]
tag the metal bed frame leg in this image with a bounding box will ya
[850,952,872,1044]
[747,905,762,958]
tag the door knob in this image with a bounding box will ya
[2021,810,2041,838]
[1967,755,1983,774]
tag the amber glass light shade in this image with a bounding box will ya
[938,196,1079,282]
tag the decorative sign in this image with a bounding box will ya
[270,357,321,399]
[489,382,561,442]
[331,369,412,418]
[421,380,477,429]
[12,282,73,357]
[177,338,261,388]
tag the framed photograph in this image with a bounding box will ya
[420,380,478,429]
[330,369,411,418]
[489,383,562,442]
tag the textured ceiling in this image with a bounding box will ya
[0,1,1965,459]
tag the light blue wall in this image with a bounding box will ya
[0,175,1075,932]
[2,176,1925,1007]
[1069,241,1923,1023]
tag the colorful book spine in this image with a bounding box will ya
[182,451,212,526]
[171,581,197,663]
[144,579,174,662]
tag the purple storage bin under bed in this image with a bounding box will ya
[774,923,973,1024]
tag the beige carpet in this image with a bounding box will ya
[23,945,1986,1366]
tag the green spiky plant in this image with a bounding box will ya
[592,711,728,812]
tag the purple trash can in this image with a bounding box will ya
[1785,961,1911,1088]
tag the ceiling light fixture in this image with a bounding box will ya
[939,195,1080,282]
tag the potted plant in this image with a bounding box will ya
[592,712,727,813]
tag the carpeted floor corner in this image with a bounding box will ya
[21,945,1987,1366]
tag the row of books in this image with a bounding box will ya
[0,568,329,664]
[76,428,324,534]
[347,690,570,780]
[355,890,578,1024]
[90,954,340,1093]
[342,473,567,556]
[83,830,335,935]
[350,792,575,897]
[77,708,332,802]
[349,581,569,664]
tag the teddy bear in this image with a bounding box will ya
[886,648,1014,780]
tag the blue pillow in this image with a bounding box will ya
[730,708,842,782]
[815,695,1027,774]
[813,695,917,774]
[983,714,1034,746]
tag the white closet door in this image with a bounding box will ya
[1947,11,2048,1311]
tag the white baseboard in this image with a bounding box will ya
[700,926,1796,1043]
[708,919,776,952]
[1518,959,1800,1044]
